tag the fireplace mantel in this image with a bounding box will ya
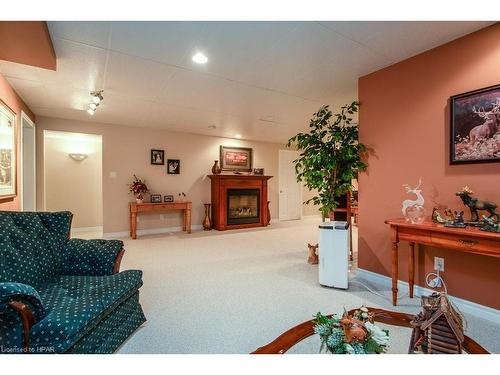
[208,174,273,230]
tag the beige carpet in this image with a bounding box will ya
[106,217,499,354]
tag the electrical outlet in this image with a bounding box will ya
[434,257,444,272]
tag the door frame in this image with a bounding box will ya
[20,111,36,211]
[278,149,303,221]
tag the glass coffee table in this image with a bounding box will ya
[251,307,488,354]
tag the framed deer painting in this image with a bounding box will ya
[450,84,500,164]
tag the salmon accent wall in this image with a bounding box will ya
[0,22,56,70]
[358,24,500,309]
[0,73,35,210]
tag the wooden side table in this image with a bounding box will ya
[385,218,500,306]
[129,201,192,239]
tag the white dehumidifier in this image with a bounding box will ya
[318,221,350,289]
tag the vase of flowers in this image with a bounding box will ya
[129,175,149,203]
[314,307,389,354]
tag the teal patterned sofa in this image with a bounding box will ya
[0,211,146,354]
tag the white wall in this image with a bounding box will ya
[43,130,103,228]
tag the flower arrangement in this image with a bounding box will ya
[129,175,149,202]
[314,307,389,354]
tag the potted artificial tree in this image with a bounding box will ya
[286,101,367,220]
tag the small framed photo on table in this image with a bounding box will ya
[164,195,174,203]
[150,194,162,203]
[253,168,264,175]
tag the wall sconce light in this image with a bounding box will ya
[69,153,88,161]
[86,90,104,115]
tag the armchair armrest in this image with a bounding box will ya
[61,239,124,276]
[0,282,45,320]
[0,282,45,352]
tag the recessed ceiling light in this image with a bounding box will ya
[235,134,242,139]
[192,52,208,64]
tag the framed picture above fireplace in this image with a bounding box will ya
[220,146,253,171]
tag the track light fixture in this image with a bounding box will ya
[87,90,104,115]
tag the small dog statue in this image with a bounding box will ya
[307,243,319,264]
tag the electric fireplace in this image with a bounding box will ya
[209,174,272,230]
[227,189,260,225]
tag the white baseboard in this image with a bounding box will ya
[71,226,103,233]
[356,268,500,324]
[103,225,203,239]
[301,214,323,220]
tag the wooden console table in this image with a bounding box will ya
[129,201,192,239]
[385,218,500,306]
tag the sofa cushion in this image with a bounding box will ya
[0,211,72,289]
[30,270,143,353]
[61,239,123,276]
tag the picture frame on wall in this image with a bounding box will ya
[220,146,253,171]
[0,100,17,199]
[450,84,500,164]
[167,159,180,174]
[151,149,165,165]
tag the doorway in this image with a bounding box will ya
[43,130,103,238]
[279,149,302,221]
[20,112,36,211]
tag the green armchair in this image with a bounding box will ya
[0,211,146,354]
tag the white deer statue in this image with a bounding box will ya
[401,178,424,217]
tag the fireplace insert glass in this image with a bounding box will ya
[227,189,260,225]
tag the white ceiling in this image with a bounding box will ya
[0,21,493,143]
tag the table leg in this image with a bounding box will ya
[409,242,415,298]
[131,212,137,239]
[186,208,192,234]
[182,210,187,231]
[392,241,399,306]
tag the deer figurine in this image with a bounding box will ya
[402,178,425,217]
[470,99,500,143]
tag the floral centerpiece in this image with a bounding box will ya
[129,175,149,203]
[314,307,389,354]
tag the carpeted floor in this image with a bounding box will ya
[112,217,500,354]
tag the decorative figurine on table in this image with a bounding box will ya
[480,215,500,233]
[456,186,499,225]
[443,208,454,222]
[409,293,465,354]
[444,211,466,228]
[402,178,425,224]
[432,207,449,224]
